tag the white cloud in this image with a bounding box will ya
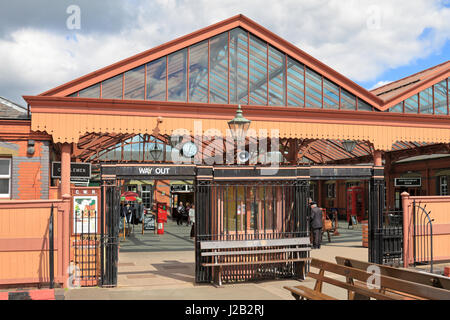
[0,0,449,104]
[369,80,393,91]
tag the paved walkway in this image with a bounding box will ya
[65,220,368,300]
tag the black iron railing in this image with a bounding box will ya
[381,210,403,266]
[49,204,54,289]
[413,201,434,273]
[195,180,310,284]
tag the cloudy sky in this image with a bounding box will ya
[1,0,449,106]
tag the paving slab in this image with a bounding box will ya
[65,220,368,300]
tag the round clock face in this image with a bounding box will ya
[182,142,198,158]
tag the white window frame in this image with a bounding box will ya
[0,158,11,198]
[327,183,336,198]
[440,176,448,196]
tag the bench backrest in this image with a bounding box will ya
[335,256,450,290]
[200,237,310,250]
[311,258,450,300]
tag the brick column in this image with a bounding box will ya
[60,143,72,287]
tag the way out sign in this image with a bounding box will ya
[52,162,91,179]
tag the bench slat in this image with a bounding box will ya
[335,256,450,291]
[284,285,337,300]
[202,257,311,267]
[308,272,397,300]
[200,237,310,249]
[311,258,450,300]
[201,247,310,257]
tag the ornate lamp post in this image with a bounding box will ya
[228,104,251,141]
[342,140,357,153]
[149,142,163,161]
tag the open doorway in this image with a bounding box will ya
[114,179,196,287]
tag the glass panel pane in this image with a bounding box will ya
[78,83,100,98]
[323,79,339,109]
[357,98,373,111]
[434,80,448,115]
[268,45,285,106]
[209,33,229,103]
[146,57,166,101]
[249,34,267,105]
[189,40,208,103]
[305,67,322,108]
[0,179,9,194]
[404,94,418,113]
[340,88,356,110]
[419,87,433,114]
[389,102,403,113]
[168,49,187,102]
[286,57,304,107]
[68,92,78,97]
[230,28,248,105]
[0,159,10,175]
[102,74,123,99]
[124,65,145,100]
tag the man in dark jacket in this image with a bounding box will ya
[309,202,323,249]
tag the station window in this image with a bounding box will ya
[141,185,153,209]
[440,176,448,196]
[327,183,336,198]
[127,185,137,192]
[0,158,11,198]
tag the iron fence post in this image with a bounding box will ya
[49,204,54,289]
[369,177,385,264]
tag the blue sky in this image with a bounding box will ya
[360,28,450,90]
[0,0,449,105]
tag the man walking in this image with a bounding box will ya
[309,201,323,249]
[177,202,185,226]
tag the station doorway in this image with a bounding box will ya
[115,178,196,288]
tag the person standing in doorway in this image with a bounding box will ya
[309,201,323,249]
[177,201,185,226]
[189,204,195,238]
[185,202,191,226]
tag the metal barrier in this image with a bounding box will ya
[381,210,403,266]
[413,201,434,273]
[49,204,55,289]
[195,180,310,284]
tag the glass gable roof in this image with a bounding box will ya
[384,77,449,115]
[67,27,449,115]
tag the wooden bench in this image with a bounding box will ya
[200,237,311,286]
[335,256,450,299]
[284,258,450,300]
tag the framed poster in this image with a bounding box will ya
[73,195,98,234]
[143,214,155,230]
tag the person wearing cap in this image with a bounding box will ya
[309,201,323,249]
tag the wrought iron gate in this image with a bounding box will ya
[101,182,120,287]
[195,179,309,284]
[381,210,403,266]
[412,201,434,272]
[369,178,404,266]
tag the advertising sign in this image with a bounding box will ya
[73,195,98,234]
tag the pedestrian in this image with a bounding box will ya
[177,201,185,226]
[185,202,191,225]
[309,201,323,249]
[189,204,195,238]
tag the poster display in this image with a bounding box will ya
[73,195,98,234]
[143,214,155,230]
